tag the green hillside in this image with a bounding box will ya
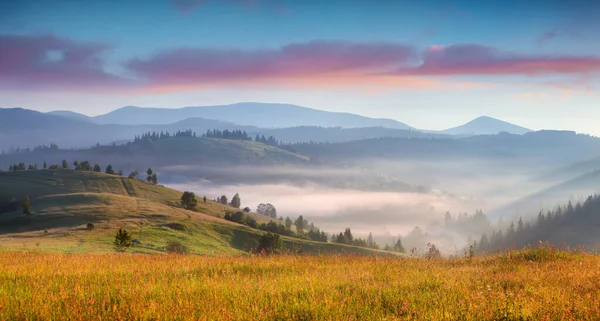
[97,136,309,165]
[0,170,385,255]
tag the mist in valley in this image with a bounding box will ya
[163,159,572,253]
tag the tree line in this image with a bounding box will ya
[331,228,384,250]
[476,194,600,253]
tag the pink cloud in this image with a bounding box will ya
[407,43,600,76]
[2,34,600,94]
[127,41,417,86]
[0,34,131,91]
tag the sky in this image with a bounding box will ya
[1,0,600,133]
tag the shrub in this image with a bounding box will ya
[166,241,189,254]
[245,216,258,229]
[230,211,246,224]
[22,196,32,216]
[86,222,95,230]
[255,232,283,255]
[426,243,441,259]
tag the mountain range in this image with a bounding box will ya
[45,102,530,134]
[1,102,534,151]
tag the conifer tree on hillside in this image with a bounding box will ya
[105,164,115,175]
[146,167,153,183]
[294,215,307,234]
[231,193,241,208]
[181,191,198,210]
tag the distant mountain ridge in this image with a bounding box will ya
[0,104,536,151]
[90,102,413,129]
[441,116,531,136]
[47,110,92,123]
[46,102,531,136]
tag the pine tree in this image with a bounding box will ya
[367,232,374,248]
[146,167,153,183]
[43,161,47,169]
[105,164,115,175]
[231,193,241,208]
[181,191,198,210]
[113,228,132,251]
[294,215,306,234]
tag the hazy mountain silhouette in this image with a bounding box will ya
[47,110,92,123]
[251,126,445,143]
[90,102,413,129]
[490,169,600,220]
[442,116,531,136]
[292,131,600,166]
[0,108,255,151]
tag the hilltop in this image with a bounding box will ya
[441,116,531,136]
[0,170,385,255]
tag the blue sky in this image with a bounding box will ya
[1,0,599,133]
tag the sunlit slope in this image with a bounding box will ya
[0,170,384,255]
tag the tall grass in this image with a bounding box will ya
[1,249,599,320]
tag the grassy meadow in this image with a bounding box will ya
[0,170,383,256]
[1,248,600,320]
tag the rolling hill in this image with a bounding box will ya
[0,170,384,255]
[441,116,531,136]
[0,135,309,173]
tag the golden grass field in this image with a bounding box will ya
[1,248,599,320]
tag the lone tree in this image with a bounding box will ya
[256,203,277,218]
[151,173,158,185]
[255,232,283,255]
[113,228,132,251]
[61,160,69,169]
[181,191,198,210]
[219,195,228,205]
[93,164,101,172]
[146,167,153,183]
[231,193,241,208]
[22,196,32,215]
[43,161,47,169]
[105,164,115,175]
